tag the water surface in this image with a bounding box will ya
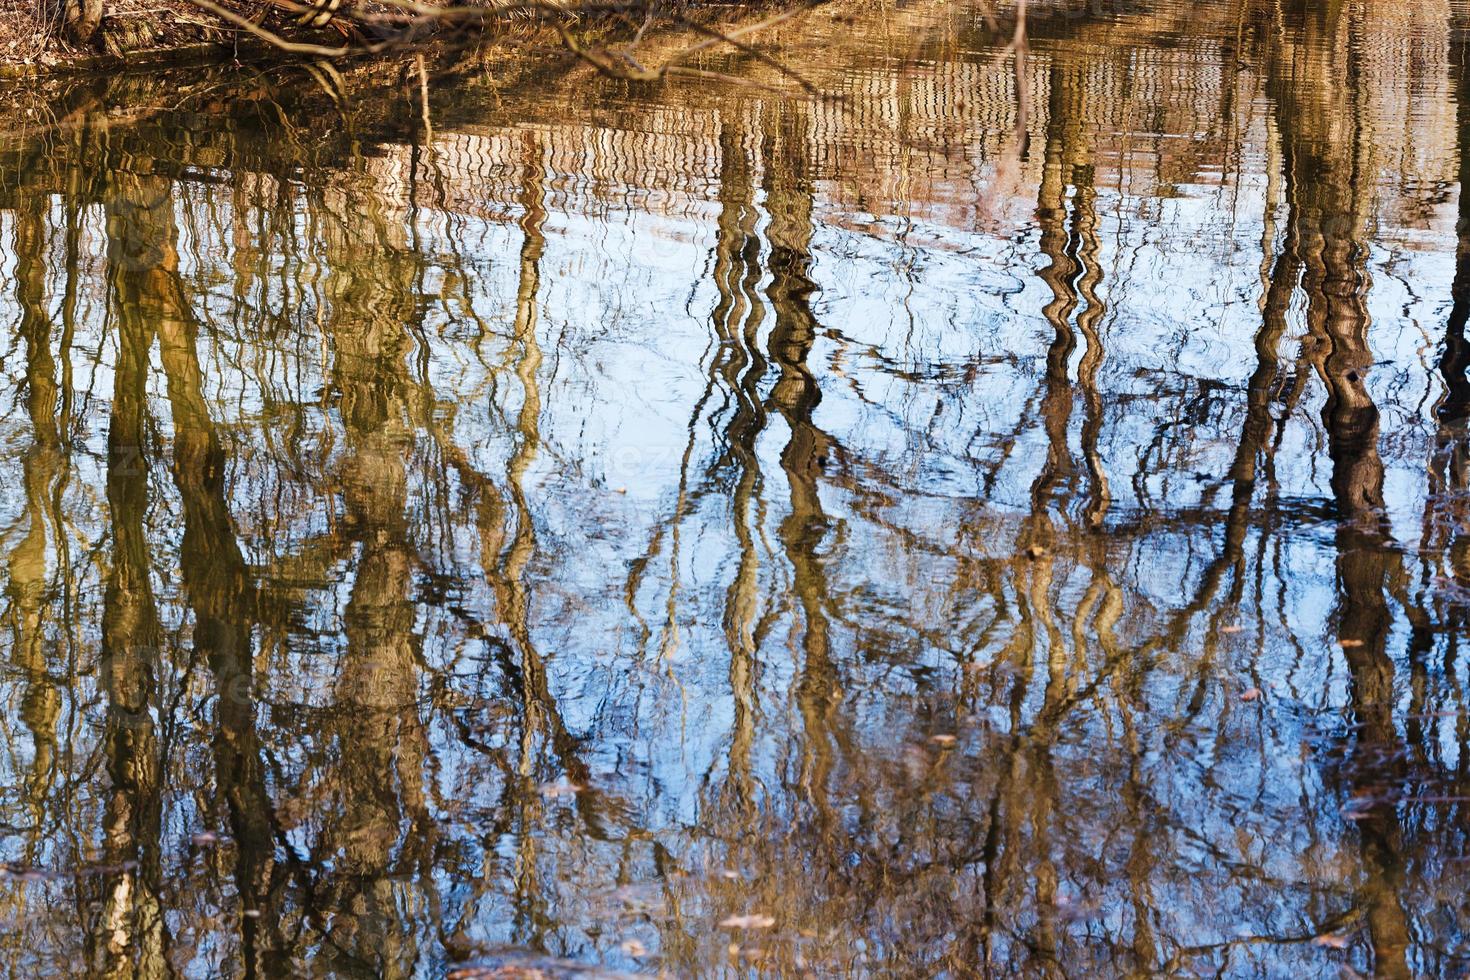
[0,0,1469,975]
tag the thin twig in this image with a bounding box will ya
[188,0,826,105]
[416,51,433,142]
[663,7,822,97]
[369,0,612,20]
[555,2,826,98]
[186,0,387,55]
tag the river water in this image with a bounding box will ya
[0,0,1466,975]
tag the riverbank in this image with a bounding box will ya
[0,0,826,81]
[0,0,858,167]
[0,0,262,77]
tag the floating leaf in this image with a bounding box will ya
[539,780,583,798]
[719,914,775,929]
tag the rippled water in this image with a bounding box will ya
[0,0,1467,975]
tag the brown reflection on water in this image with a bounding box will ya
[1,0,1470,976]
[1271,6,1411,974]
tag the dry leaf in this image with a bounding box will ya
[1313,933,1350,949]
[719,914,776,929]
[539,780,582,798]
[1240,688,1261,702]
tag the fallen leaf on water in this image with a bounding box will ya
[1313,933,1350,949]
[1240,688,1261,702]
[539,780,583,798]
[719,914,775,929]
[1221,625,1245,634]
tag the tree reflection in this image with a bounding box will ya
[0,1,1467,976]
